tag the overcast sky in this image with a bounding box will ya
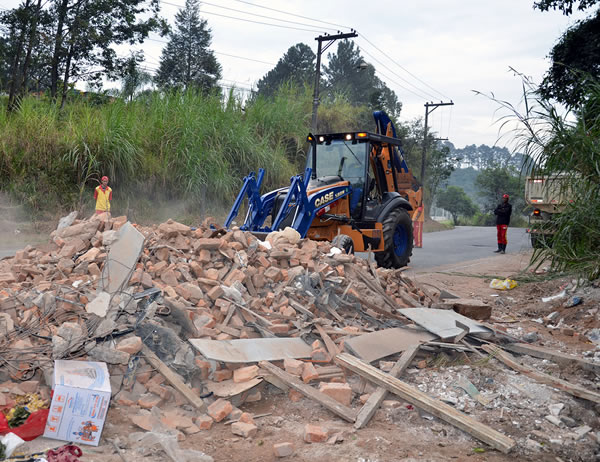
[1,0,588,148]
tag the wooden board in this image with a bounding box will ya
[141,344,206,412]
[344,327,435,363]
[189,337,312,363]
[205,378,263,398]
[482,344,600,404]
[502,342,600,375]
[315,324,340,359]
[335,353,515,453]
[259,361,357,423]
[354,344,419,429]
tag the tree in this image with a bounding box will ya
[0,0,48,109]
[120,54,152,101]
[539,10,600,107]
[426,143,458,210]
[255,43,314,98]
[475,167,525,216]
[436,186,478,225]
[323,40,402,119]
[534,0,600,107]
[534,0,598,15]
[45,0,166,107]
[155,0,221,92]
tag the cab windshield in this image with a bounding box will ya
[307,140,367,180]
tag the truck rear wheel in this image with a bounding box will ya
[531,234,543,249]
[375,208,413,268]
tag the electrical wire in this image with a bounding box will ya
[144,37,276,66]
[157,0,329,33]
[359,33,451,101]
[358,46,434,101]
[199,0,341,32]
[230,0,352,29]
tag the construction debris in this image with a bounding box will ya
[0,214,598,460]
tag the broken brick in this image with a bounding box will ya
[233,365,259,383]
[318,382,353,406]
[303,424,327,443]
[231,421,258,438]
[273,442,294,458]
[207,398,233,422]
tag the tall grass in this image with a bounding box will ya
[0,85,314,218]
[481,72,600,279]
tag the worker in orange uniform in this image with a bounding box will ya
[94,176,112,214]
[493,194,512,254]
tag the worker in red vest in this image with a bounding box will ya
[493,194,512,254]
[94,176,112,214]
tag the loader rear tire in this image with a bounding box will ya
[332,234,354,254]
[375,207,413,268]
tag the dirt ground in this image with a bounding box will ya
[13,248,599,462]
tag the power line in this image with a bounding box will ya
[197,0,340,32]
[229,0,352,30]
[359,46,435,101]
[359,33,451,101]
[144,37,275,65]
[157,0,328,33]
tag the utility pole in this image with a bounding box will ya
[311,30,358,134]
[420,101,454,185]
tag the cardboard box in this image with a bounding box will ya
[43,360,111,446]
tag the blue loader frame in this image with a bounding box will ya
[224,167,352,238]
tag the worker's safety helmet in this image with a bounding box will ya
[502,194,509,199]
[101,176,109,182]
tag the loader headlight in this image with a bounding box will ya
[357,132,367,138]
[318,136,325,143]
[345,134,352,141]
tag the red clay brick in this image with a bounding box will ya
[231,421,257,438]
[195,414,213,430]
[213,369,232,382]
[303,424,327,443]
[302,363,319,383]
[273,442,294,458]
[207,285,225,301]
[270,324,290,334]
[207,398,233,422]
[283,358,304,376]
[318,382,353,406]
[233,365,259,383]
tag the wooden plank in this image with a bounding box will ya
[224,297,273,327]
[141,344,206,412]
[482,344,600,404]
[315,324,339,359]
[259,361,357,423]
[354,344,419,429]
[335,353,515,453]
[288,298,315,318]
[502,342,600,375]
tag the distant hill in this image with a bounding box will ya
[446,167,480,206]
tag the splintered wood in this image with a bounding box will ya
[336,353,516,453]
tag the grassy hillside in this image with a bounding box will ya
[0,86,362,220]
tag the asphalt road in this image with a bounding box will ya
[0,248,18,259]
[409,225,529,270]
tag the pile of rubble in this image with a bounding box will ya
[0,214,598,460]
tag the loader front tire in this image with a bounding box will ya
[376,207,413,268]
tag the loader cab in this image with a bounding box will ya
[306,133,371,219]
